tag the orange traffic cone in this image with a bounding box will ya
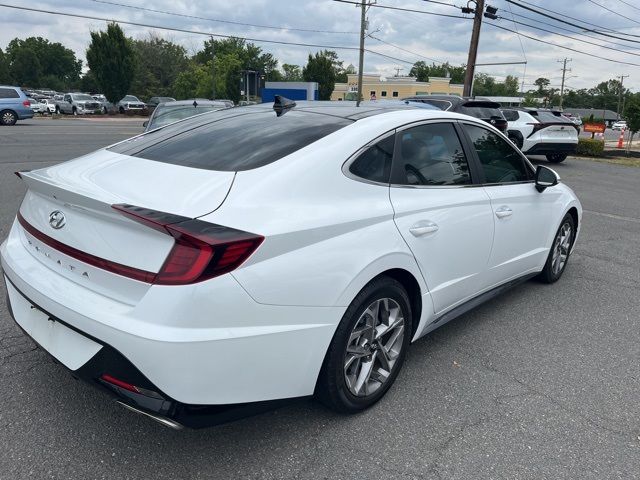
[617,127,625,148]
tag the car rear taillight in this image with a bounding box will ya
[112,204,264,285]
[22,100,30,107]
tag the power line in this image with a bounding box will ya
[485,21,640,68]
[615,0,640,13]
[497,3,640,50]
[368,35,445,65]
[507,0,640,42]
[0,3,421,66]
[498,15,640,58]
[90,0,359,35]
[419,0,460,9]
[332,0,473,19]
[585,0,640,26]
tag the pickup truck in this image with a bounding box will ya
[55,93,101,115]
[117,95,147,114]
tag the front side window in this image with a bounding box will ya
[394,123,471,186]
[349,134,394,183]
[463,124,529,184]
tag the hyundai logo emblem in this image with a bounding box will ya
[490,119,496,124]
[49,210,66,229]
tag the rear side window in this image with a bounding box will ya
[394,123,471,186]
[0,88,20,99]
[109,110,351,171]
[349,135,394,183]
[463,124,529,184]
[460,105,502,119]
[502,110,519,121]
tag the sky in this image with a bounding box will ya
[1,0,640,92]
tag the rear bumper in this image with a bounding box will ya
[3,276,302,428]
[523,142,577,155]
[0,220,342,420]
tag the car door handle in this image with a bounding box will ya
[409,221,439,236]
[495,206,513,218]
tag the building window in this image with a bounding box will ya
[392,91,398,97]
[381,91,387,97]
[370,91,376,96]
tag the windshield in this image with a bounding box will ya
[149,105,225,129]
[72,94,95,101]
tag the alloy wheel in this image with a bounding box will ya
[343,298,405,397]
[552,222,572,276]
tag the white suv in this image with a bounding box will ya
[502,108,579,163]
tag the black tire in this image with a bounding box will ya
[119,107,125,114]
[72,107,78,116]
[546,153,567,163]
[538,213,575,284]
[55,106,60,114]
[103,106,108,114]
[508,131,523,149]
[0,110,18,126]
[315,276,413,413]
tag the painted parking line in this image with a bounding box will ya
[584,209,640,224]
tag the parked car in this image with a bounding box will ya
[501,108,579,163]
[1,101,582,428]
[611,120,627,131]
[41,99,57,114]
[146,96,176,113]
[92,94,114,114]
[0,85,34,125]
[55,93,101,115]
[117,95,147,114]
[27,98,46,114]
[144,99,229,131]
[562,113,582,126]
[402,95,508,133]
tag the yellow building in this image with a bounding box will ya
[331,73,464,101]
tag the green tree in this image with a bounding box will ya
[409,61,465,83]
[302,50,337,100]
[533,77,550,96]
[5,37,81,88]
[0,48,12,84]
[10,47,41,87]
[130,34,189,100]
[625,96,640,150]
[86,23,136,104]
[281,64,302,81]
[173,62,211,99]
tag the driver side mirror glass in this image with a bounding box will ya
[535,165,559,192]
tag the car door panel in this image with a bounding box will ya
[389,121,494,314]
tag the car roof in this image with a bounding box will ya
[242,100,449,121]
[156,99,229,107]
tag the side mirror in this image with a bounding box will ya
[535,165,559,192]
[142,121,148,127]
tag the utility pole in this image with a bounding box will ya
[463,0,485,97]
[617,74,629,120]
[211,37,215,100]
[558,58,571,110]
[356,0,367,107]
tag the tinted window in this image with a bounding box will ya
[418,99,451,111]
[460,106,502,119]
[349,134,394,183]
[109,109,350,171]
[463,124,529,183]
[148,105,224,129]
[0,88,20,99]
[502,110,519,121]
[530,111,571,123]
[395,123,471,186]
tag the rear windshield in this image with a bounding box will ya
[109,109,351,171]
[460,106,503,119]
[529,111,571,123]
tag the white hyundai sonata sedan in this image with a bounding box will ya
[1,100,581,428]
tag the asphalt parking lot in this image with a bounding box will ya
[0,118,639,479]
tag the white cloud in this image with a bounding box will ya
[1,0,639,91]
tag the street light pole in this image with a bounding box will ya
[356,0,367,107]
[558,58,571,111]
[617,74,629,120]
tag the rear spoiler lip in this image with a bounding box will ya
[14,170,30,179]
